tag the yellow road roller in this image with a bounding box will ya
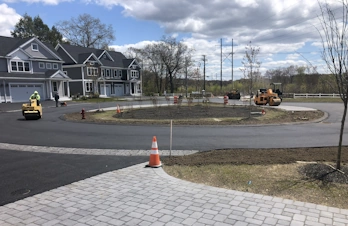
[22,99,42,120]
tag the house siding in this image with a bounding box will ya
[65,67,83,79]
[122,70,127,80]
[69,82,83,97]
[23,42,57,60]
[0,58,7,72]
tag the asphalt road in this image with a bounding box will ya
[0,99,347,205]
[0,99,347,150]
[0,148,148,206]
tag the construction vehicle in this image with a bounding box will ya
[270,82,283,100]
[254,88,282,106]
[226,90,241,99]
[22,99,42,120]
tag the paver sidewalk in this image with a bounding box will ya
[1,163,348,226]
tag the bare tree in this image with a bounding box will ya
[128,45,166,94]
[129,37,194,94]
[158,36,194,93]
[56,14,115,48]
[241,41,261,118]
[317,0,348,169]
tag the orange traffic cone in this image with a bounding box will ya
[146,136,162,168]
[116,105,121,114]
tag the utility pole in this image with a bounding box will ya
[232,39,234,89]
[220,38,223,90]
[202,55,207,90]
[185,57,188,98]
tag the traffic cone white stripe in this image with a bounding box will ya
[151,149,159,154]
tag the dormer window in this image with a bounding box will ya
[32,43,38,51]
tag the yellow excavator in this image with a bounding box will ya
[254,88,282,106]
[22,99,42,120]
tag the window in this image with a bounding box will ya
[39,62,45,69]
[24,62,30,71]
[53,63,58,70]
[131,70,139,78]
[115,70,122,79]
[11,62,17,71]
[52,81,58,92]
[86,82,93,92]
[10,60,30,72]
[18,62,23,71]
[46,63,52,69]
[105,69,110,77]
[87,67,98,76]
[32,43,38,51]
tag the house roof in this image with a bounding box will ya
[58,43,132,68]
[0,36,31,57]
[0,36,63,61]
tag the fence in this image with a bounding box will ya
[292,93,340,98]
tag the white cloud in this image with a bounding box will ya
[0,4,20,36]
[286,53,300,60]
[3,0,72,5]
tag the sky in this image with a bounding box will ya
[0,0,342,81]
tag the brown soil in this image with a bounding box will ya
[162,147,348,184]
[64,104,325,125]
[64,104,348,184]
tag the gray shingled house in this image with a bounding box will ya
[0,36,71,103]
[55,43,142,98]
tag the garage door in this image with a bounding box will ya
[114,84,123,96]
[100,84,111,97]
[10,84,44,103]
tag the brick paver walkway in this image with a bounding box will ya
[1,163,348,226]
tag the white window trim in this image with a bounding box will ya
[46,63,52,69]
[32,43,39,51]
[53,63,58,70]
[87,67,98,76]
[86,82,93,92]
[10,60,31,72]
[131,70,139,78]
[105,69,110,78]
[39,62,45,69]
[114,70,122,79]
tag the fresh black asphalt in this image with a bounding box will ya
[0,148,148,206]
[0,100,347,206]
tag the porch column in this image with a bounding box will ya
[49,80,53,99]
[3,80,6,102]
[67,81,70,97]
[104,80,106,96]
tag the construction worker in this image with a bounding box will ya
[29,91,41,106]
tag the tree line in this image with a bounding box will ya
[11,13,115,48]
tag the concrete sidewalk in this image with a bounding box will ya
[1,162,347,226]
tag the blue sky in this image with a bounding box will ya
[0,0,341,81]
